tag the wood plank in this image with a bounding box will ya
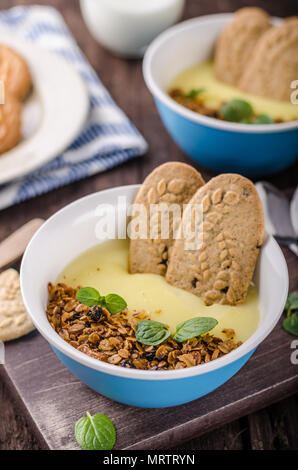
[248,395,298,450]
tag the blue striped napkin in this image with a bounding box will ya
[0,6,148,211]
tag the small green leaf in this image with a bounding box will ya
[76,287,101,306]
[136,320,171,346]
[253,114,274,124]
[184,88,205,99]
[174,317,218,342]
[76,287,127,314]
[104,294,127,314]
[75,412,116,450]
[221,99,253,122]
[285,291,298,316]
[283,313,298,336]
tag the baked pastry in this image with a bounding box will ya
[0,269,35,342]
[239,17,298,101]
[215,7,272,86]
[0,91,22,154]
[0,44,32,100]
[166,174,264,305]
[129,162,205,275]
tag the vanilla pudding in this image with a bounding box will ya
[57,239,259,343]
[170,61,298,121]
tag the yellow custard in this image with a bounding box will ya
[170,61,298,121]
[57,239,259,343]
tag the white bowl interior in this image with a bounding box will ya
[149,14,227,91]
[21,185,288,380]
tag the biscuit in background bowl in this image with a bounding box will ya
[215,7,272,87]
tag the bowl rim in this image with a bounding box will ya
[143,12,298,134]
[20,184,289,381]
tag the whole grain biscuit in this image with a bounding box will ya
[0,92,22,155]
[0,44,32,100]
[214,7,272,86]
[239,17,298,102]
[0,268,35,342]
[129,162,205,275]
[166,174,264,306]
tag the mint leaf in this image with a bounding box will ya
[285,291,298,316]
[283,313,298,336]
[76,287,101,306]
[75,412,116,450]
[136,320,171,346]
[184,88,205,99]
[104,294,127,314]
[253,114,274,124]
[221,99,253,122]
[174,317,218,342]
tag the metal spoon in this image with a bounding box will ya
[255,182,298,257]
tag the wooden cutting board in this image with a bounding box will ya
[1,248,297,450]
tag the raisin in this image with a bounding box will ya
[145,352,156,361]
[121,361,136,369]
[89,306,103,322]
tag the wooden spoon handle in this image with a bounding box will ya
[0,218,44,270]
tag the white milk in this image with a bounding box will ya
[80,0,185,57]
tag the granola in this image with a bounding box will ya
[46,282,241,370]
[169,88,288,123]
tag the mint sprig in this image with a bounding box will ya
[76,287,127,314]
[184,88,205,99]
[135,316,218,346]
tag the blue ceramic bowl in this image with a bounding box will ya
[20,186,288,408]
[143,14,298,177]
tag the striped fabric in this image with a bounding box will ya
[0,6,148,211]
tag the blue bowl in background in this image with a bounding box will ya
[143,14,298,177]
[20,186,288,408]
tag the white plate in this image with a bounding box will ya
[0,34,89,185]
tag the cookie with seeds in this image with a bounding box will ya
[239,17,298,102]
[129,162,205,275]
[0,92,22,155]
[166,174,264,306]
[0,44,32,100]
[0,268,35,342]
[215,7,272,86]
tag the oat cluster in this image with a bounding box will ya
[47,283,241,371]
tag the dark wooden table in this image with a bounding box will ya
[0,0,297,450]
